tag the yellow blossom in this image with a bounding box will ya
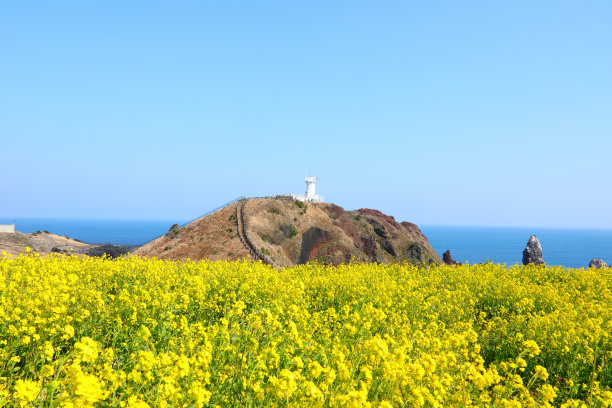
[64,364,105,407]
[523,340,541,357]
[74,337,98,363]
[13,379,39,406]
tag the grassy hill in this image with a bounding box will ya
[135,198,441,266]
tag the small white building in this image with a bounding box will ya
[0,223,15,233]
[292,176,324,203]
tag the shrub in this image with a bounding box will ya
[280,224,298,239]
[288,226,298,238]
[165,224,181,239]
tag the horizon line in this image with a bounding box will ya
[2,216,612,231]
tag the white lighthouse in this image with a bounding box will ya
[305,177,318,200]
[292,176,324,202]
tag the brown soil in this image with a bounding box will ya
[243,199,441,266]
[134,203,251,261]
[133,198,441,266]
[0,231,92,257]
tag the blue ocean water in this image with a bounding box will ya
[2,218,611,268]
[0,218,186,246]
[421,225,612,269]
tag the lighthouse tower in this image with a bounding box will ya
[305,177,318,201]
[291,176,324,202]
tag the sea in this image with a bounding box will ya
[0,218,185,247]
[2,218,611,269]
[421,225,612,269]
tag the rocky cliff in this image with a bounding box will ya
[135,198,441,266]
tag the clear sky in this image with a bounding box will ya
[1,1,610,228]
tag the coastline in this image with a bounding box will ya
[1,218,611,268]
[422,225,612,269]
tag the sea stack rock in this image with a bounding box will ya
[589,258,607,269]
[443,250,459,265]
[164,224,181,239]
[522,235,543,265]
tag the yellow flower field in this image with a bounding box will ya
[0,252,610,407]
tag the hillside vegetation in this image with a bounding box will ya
[135,198,441,266]
[134,203,250,262]
[0,254,610,407]
[0,232,90,257]
[0,232,137,259]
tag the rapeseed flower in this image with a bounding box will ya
[74,337,98,363]
[0,254,609,406]
[13,379,39,406]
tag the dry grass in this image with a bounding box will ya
[0,231,90,257]
[134,203,251,261]
[135,198,441,266]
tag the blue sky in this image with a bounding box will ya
[1,1,611,228]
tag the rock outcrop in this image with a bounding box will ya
[164,224,181,239]
[522,235,544,265]
[298,227,333,264]
[82,244,138,258]
[443,250,460,265]
[135,198,442,266]
[51,244,137,258]
[589,258,607,269]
